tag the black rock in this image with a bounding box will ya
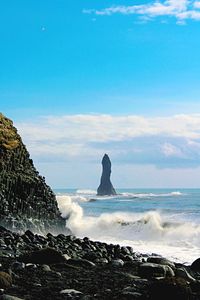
[18,247,66,265]
[191,257,200,271]
[0,229,200,300]
[97,154,117,196]
[149,277,192,300]
[147,256,175,269]
[67,258,96,268]
[0,272,12,289]
[0,113,66,234]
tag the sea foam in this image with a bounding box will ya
[56,194,200,264]
[76,189,96,195]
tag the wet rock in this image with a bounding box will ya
[19,247,66,265]
[175,267,196,282]
[25,263,37,270]
[123,255,135,262]
[149,277,192,300]
[147,256,175,269]
[122,286,137,293]
[0,272,12,289]
[62,254,71,260]
[139,263,174,279]
[83,251,100,262]
[121,247,130,255]
[0,240,7,249]
[40,264,51,272]
[0,296,25,300]
[0,216,199,299]
[11,262,25,272]
[121,291,142,299]
[94,258,108,264]
[60,289,83,295]
[191,258,200,271]
[190,280,200,294]
[24,230,35,241]
[111,259,124,267]
[67,258,95,268]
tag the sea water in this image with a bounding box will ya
[55,188,200,264]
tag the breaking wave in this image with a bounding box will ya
[120,191,184,198]
[76,189,96,195]
[84,191,185,202]
[56,194,199,264]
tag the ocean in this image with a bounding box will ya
[55,188,200,265]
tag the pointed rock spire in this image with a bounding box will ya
[97,154,117,196]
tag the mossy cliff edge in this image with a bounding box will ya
[0,113,66,233]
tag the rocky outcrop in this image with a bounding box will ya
[0,113,66,233]
[97,154,117,196]
[0,226,199,300]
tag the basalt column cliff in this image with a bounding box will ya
[97,154,117,196]
[0,113,66,233]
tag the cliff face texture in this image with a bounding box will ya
[0,113,66,233]
[97,154,117,196]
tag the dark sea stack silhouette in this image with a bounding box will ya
[97,154,117,196]
[0,113,66,233]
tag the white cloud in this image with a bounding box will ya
[194,1,200,8]
[83,0,200,23]
[161,143,183,157]
[177,10,200,20]
[16,113,200,168]
[17,114,200,144]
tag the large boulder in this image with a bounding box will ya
[191,258,200,271]
[138,262,175,279]
[0,113,66,233]
[97,154,116,196]
[19,247,67,264]
[149,277,192,300]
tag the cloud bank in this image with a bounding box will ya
[16,114,200,168]
[83,0,200,23]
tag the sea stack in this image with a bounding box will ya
[0,113,66,233]
[97,154,117,196]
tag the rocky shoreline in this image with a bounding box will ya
[1,113,200,299]
[0,226,200,300]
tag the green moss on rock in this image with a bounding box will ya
[0,271,12,289]
[0,113,20,150]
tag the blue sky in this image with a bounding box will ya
[1,0,200,188]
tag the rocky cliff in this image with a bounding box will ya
[0,113,66,233]
[97,154,117,196]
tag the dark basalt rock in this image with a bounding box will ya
[19,248,66,265]
[191,258,200,271]
[0,113,66,233]
[0,227,200,299]
[149,277,192,300]
[0,272,12,289]
[97,154,117,196]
